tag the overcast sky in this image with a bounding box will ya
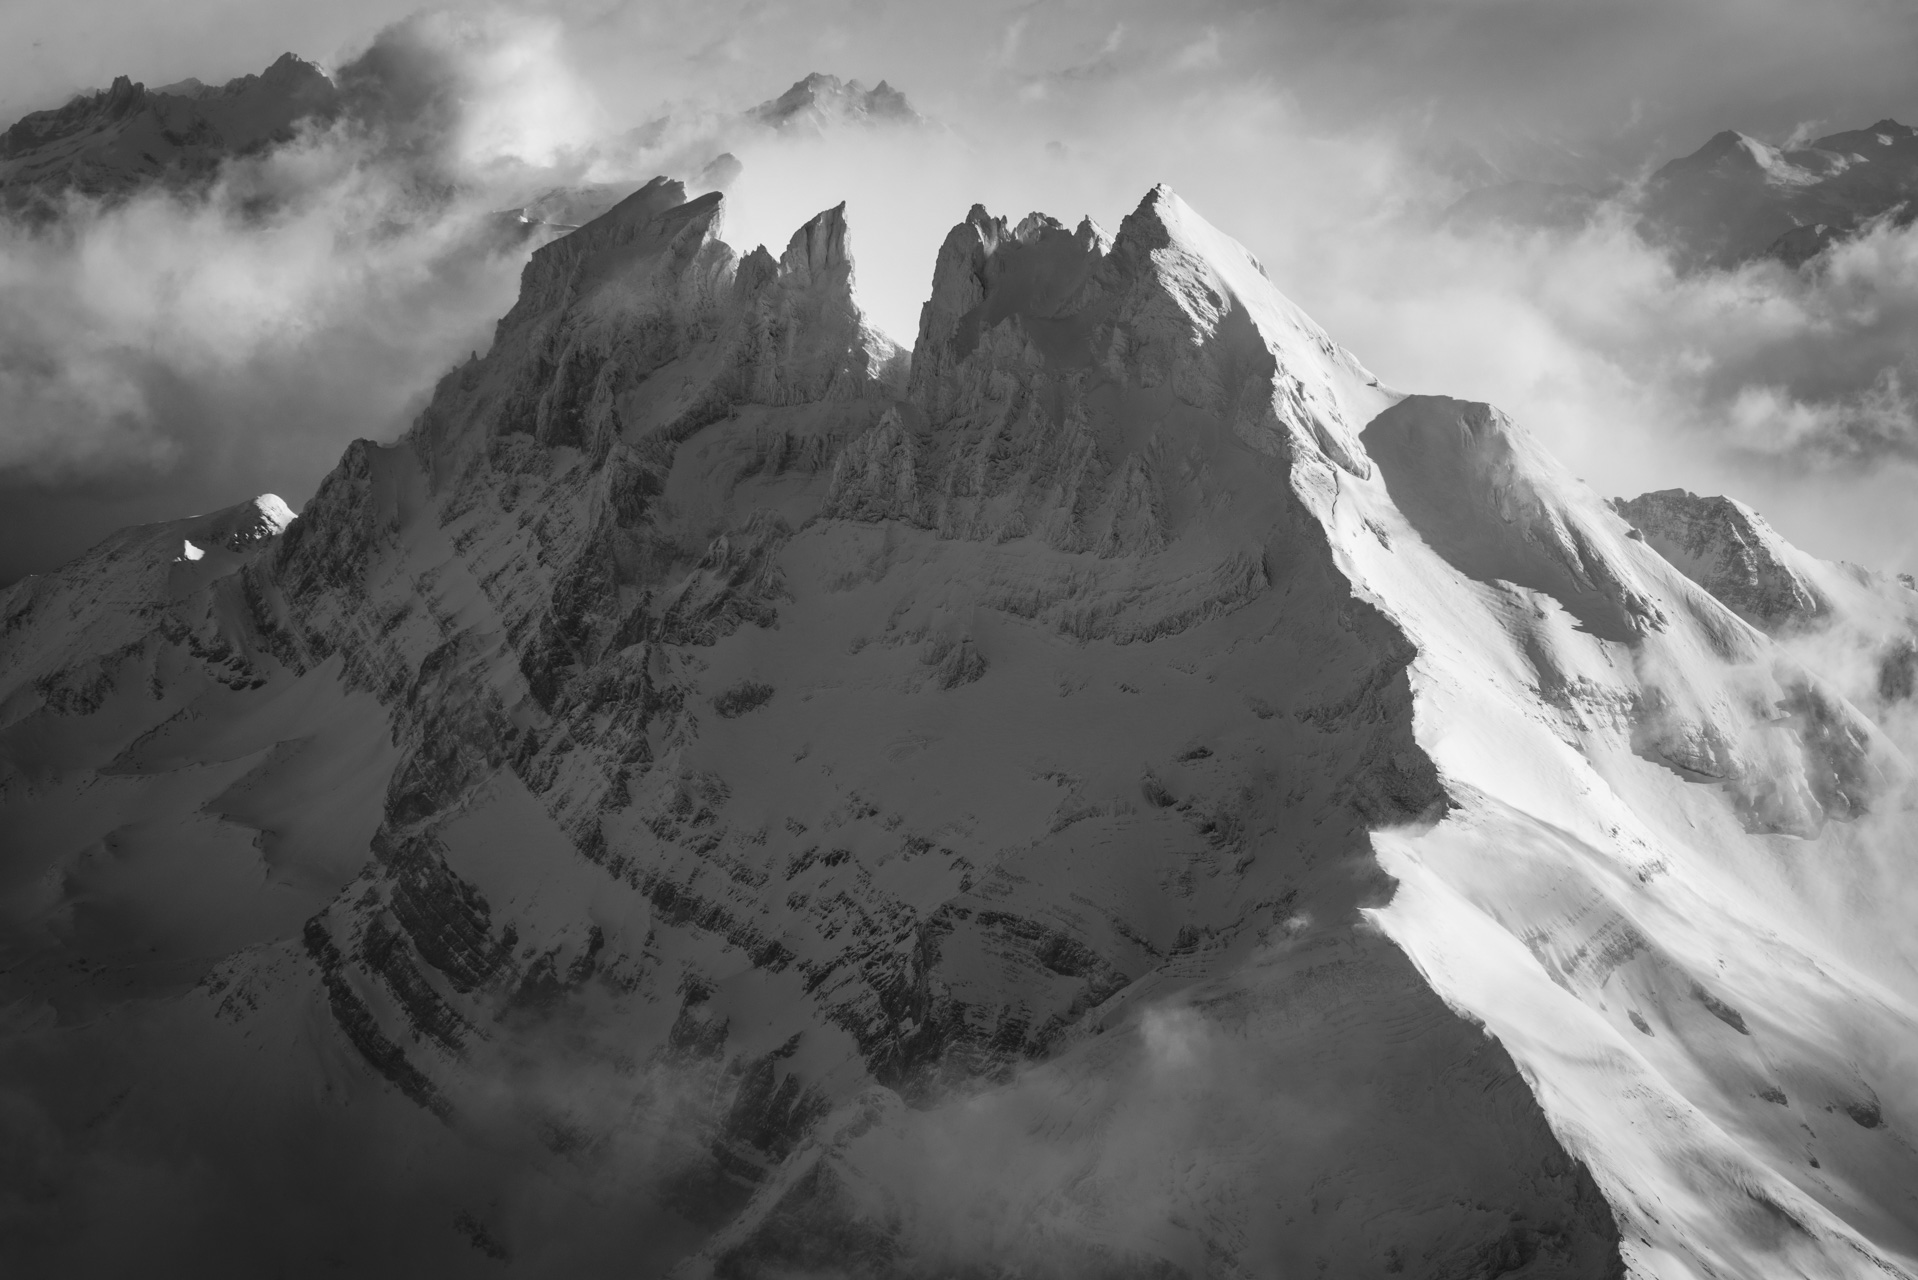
[5,0,1918,580]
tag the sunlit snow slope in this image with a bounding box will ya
[3,176,1916,1279]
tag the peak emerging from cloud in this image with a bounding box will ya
[747,72,922,131]
[0,52,337,218]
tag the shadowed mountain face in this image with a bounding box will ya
[3,177,1918,1278]
[0,54,339,219]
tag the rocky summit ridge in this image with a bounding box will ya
[3,175,1918,1279]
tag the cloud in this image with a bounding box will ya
[0,990,744,1275]
[0,7,618,578]
[768,995,1340,1275]
[333,7,606,174]
[1171,27,1222,72]
[0,138,530,558]
[0,169,501,484]
[1297,202,1918,562]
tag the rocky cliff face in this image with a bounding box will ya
[5,178,1918,1280]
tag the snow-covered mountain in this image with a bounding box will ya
[0,53,338,218]
[1446,118,1918,270]
[746,73,922,132]
[1638,121,1918,268]
[4,174,1918,1279]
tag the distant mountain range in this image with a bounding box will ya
[0,54,338,219]
[0,55,926,229]
[746,72,921,131]
[1449,118,1918,269]
[500,73,925,232]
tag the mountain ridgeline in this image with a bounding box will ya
[0,54,928,228]
[4,177,1918,1278]
[0,53,340,219]
[1446,117,1918,270]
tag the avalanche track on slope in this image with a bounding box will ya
[1,177,1914,1280]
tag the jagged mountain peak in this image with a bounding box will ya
[256,51,329,86]
[774,199,851,286]
[912,202,1108,357]
[1114,182,1255,260]
[410,180,902,494]
[507,179,870,322]
[748,71,923,131]
[1105,184,1389,477]
[148,51,332,103]
[492,177,716,325]
[904,186,1390,483]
